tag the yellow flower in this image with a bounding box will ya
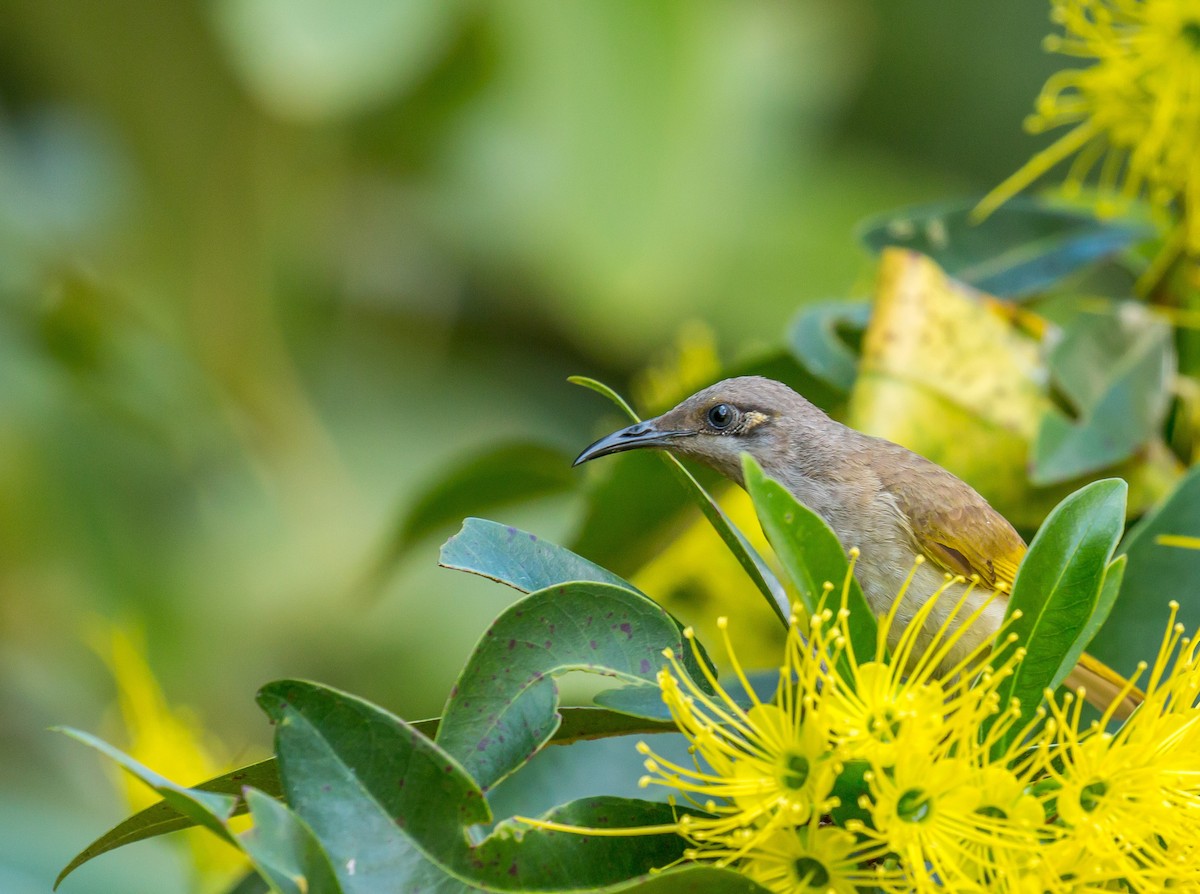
[818,561,1025,770]
[977,0,1200,257]
[636,565,1033,878]
[518,559,1200,890]
[863,752,1048,892]
[739,820,900,894]
[1026,602,1200,890]
[636,618,840,850]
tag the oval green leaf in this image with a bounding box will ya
[440,517,637,594]
[435,579,711,790]
[57,708,675,877]
[996,478,1127,739]
[260,680,696,892]
[741,454,879,673]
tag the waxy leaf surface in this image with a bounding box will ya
[237,788,344,894]
[59,709,674,878]
[435,579,709,790]
[260,680,695,892]
[996,478,1126,742]
[742,455,879,674]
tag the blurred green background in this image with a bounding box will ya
[0,2,1057,891]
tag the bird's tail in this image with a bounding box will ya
[1065,652,1144,720]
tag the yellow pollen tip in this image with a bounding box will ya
[913,554,925,565]
[1010,610,1024,620]
[638,776,651,788]
[636,741,650,755]
[1170,600,1181,610]
[716,617,728,629]
[661,648,672,659]
[682,627,695,640]
[849,546,860,558]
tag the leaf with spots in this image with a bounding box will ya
[435,580,713,791]
[259,679,711,892]
[58,708,679,883]
[441,517,637,595]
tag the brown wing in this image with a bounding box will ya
[868,442,1026,589]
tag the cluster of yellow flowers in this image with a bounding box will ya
[978,0,1200,271]
[633,565,1200,893]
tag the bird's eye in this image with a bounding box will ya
[707,403,735,430]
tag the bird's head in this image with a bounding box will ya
[574,376,816,483]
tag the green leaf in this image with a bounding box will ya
[237,788,344,894]
[362,442,576,592]
[260,680,481,894]
[786,301,870,395]
[434,579,711,790]
[857,197,1154,298]
[1032,306,1173,485]
[741,454,879,673]
[441,517,637,594]
[1052,554,1126,688]
[53,728,241,888]
[60,756,282,884]
[996,478,1127,738]
[1091,465,1200,676]
[570,376,789,622]
[260,680,696,892]
[59,709,675,874]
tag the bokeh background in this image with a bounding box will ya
[0,2,1059,891]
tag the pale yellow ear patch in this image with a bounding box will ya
[742,411,771,431]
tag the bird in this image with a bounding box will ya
[573,375,1138,715]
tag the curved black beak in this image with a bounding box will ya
[573,421,694,466]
